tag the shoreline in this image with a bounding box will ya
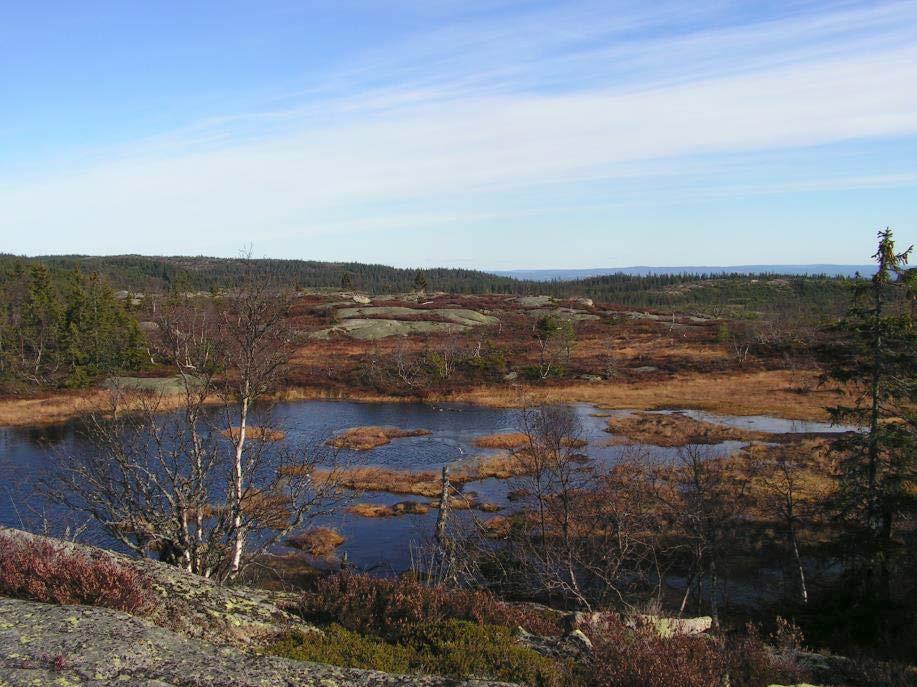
[0,369,834,429]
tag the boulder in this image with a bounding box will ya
[566,610,712,639]
[352,294,372,304]
[513,626,593,660]
[633,614,713,638]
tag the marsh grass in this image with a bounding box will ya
[326,426,431,451]
[220,426,287,442]
[285,527,345,557]
[347,501,432,517]
[605,411,770,447]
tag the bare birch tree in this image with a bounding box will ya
[47,267,347,581]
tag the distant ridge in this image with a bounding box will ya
[1,253,863,313]
[491,265,875,281]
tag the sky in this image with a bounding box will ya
[1,1,916,269]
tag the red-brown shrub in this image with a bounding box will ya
[298,572,562,640]
[0,532,156,615]
[590,617,723,687]
[724,622,808,687]
[589,616,810,687]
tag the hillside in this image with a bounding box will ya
[0,253,858,317]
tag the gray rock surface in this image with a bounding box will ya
[336,307,498,327]
[513,296,554,308]
[526,307,600,322]
[0,527,309,649]
[513,626,592,660]
[312,319,470,340]
[0,597,511,687]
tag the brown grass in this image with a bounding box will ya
[286,528,345,557]
[481,515,512,538]
[448,370,836,421]
[200,488,292,528]
[307,466,444,497]
[0,387,195,427]
[472,432,588,451]
[743,438,840,510]
[220,426,286,442]
[347,501,432,518]
[295,453,535,500]
[430,494,500,512]
[472,432,529,449]
[460,453,528,481]
[605,412,770,447]
[0,369,840,429]
[327,426,432,451]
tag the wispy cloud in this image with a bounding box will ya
[4,0,917,259]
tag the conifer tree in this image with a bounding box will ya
[413,269,428,293]
[822,228,915,595]
[22,264,63,379]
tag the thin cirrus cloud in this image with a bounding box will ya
[3,0,917,263]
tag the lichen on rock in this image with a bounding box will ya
[0,597,513,686]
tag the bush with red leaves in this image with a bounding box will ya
[589,615,810,687]
[299,572,563,639]
[590,618,724,687]
[0,532,156,615]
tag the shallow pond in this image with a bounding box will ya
[0,400,848,573]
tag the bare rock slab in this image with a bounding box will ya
[0,596,513,687]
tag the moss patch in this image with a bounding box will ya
[267,620,579,687]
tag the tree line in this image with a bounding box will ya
[0,262,147,388]
[0,253,860,317]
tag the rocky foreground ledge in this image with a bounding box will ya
[0,596,509,687]
[0,528,511,687]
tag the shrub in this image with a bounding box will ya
[591,618,723,687]
[725,621,808,687]
[0,532,156,615]
[269,620,576,687]
[298,572,563,638]
[589,616,810,687]
[269,625,418,675]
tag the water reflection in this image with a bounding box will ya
[0,400,843,572]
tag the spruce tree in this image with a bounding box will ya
[22,264,63,379]
[822,228,915,595]
[413,269,428,293]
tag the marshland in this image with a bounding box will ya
[1,241,914,687]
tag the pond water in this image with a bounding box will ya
[0,400,849,573]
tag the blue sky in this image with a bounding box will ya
[2,1,915,268]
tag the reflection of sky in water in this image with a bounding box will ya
[0,400,851,573]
